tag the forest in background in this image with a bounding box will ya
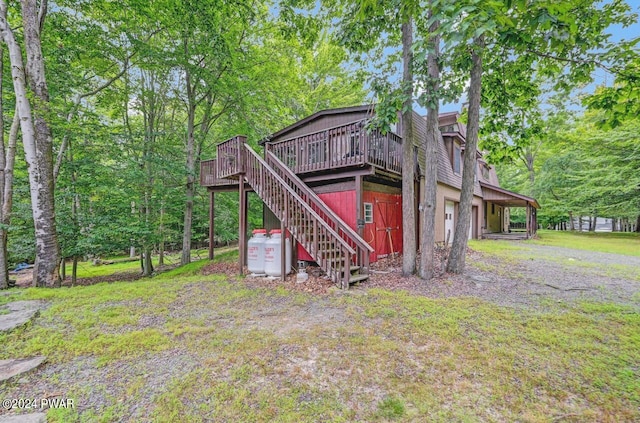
[0,0,638,287]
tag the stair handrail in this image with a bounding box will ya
[243,144,356,257]
[265,149,374,255]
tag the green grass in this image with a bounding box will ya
[59,247,236,279]
[1,247,639,422]
[532,230,640,257]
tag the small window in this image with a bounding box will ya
[491,203,495,215]
[482,165,490,180]
[453,144,461,174]
[364,203,373,223]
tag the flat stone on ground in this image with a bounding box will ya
[0,301,45,332]
[0,413,47,423]
[469,274,492,283]
[0,356,47,382]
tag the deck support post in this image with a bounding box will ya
[355,174,364,271]
[525,203,531,239]
[281,199,287,282]
[239,179,247,275]
[209,190,215,260]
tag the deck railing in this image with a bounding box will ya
[266,120,403,175]
[200,159,240,187]
[265,150,373,273]
[217,135,245,179]
[243,144,358,288]
[201,123,404,187]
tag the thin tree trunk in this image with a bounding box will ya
[60,258,65,281]
[158,203,165,266]
[590,215,597,232]
[568,211,574,231]
[130,201,136,258]
[447,35,484,274]
[0,110,19,289]
[578,216,583,232]
[401,17,416,276]
[636,214,640,233]
[419,13,440,280]
[71,256,78,286]
[181,92,196,265]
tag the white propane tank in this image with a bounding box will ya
[247,229,268,274]
[264,229,291,276]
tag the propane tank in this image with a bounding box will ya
[247,229,268,274]
[264,229,291,276]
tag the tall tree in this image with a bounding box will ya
[401,14,416,276]
[418,8,440,280]
[447,35,483,274]
[0,0,60,287]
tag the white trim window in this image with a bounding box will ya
[363,202,374,223]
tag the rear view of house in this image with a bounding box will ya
[200,105,539,288]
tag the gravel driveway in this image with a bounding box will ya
[366,242,640,311]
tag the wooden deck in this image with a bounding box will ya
[483,232,530,240]
[200,120,403,188]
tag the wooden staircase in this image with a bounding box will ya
[217,136,373,288]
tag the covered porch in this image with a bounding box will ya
[480,183,540,239]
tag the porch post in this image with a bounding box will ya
[281,199,287,282]
[239,180,247,274]
[526,202,531,239]
[355,175,364,237]
[209,190,215,260]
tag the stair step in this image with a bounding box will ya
[349,274,369,284]
[349,266,360,274]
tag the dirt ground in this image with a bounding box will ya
[1,242,638,421]
[11,242,639,310]
[363,243,640,311]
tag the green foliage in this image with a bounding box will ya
[533,114,640,223]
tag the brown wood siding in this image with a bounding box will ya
[363,181,402,195]
[270,111,372,143]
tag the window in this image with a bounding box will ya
[363,203,373,223]
[439,124,458,133]
[482,165,489,180]
[453,143,461,174]
[491,203,495,215]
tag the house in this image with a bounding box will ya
[200,105,539,288]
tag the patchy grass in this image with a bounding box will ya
[1,248,639,422]
[58,247,237,279]
[533,230,640,257]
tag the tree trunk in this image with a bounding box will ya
[143,248,154,276]
[401,17,416,276]
[419,14,440,280]
[0,1,59,287]
[578,216,583,232]
[568,211,574,231]
[636,214,640,233]
[590,215,597,232]
[158,203,165,266]
[20,0,60,287]
[447,36,484,274]
[71,256,78,286]
[0,110,18,289]
[130,201,136,258]
[60,258,65,281]
[181,94,196,265]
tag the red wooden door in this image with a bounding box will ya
[374,199,400,257]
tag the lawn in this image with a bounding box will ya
[1,235,638,422]
[532,229,640,257]
[56,248,232,279]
